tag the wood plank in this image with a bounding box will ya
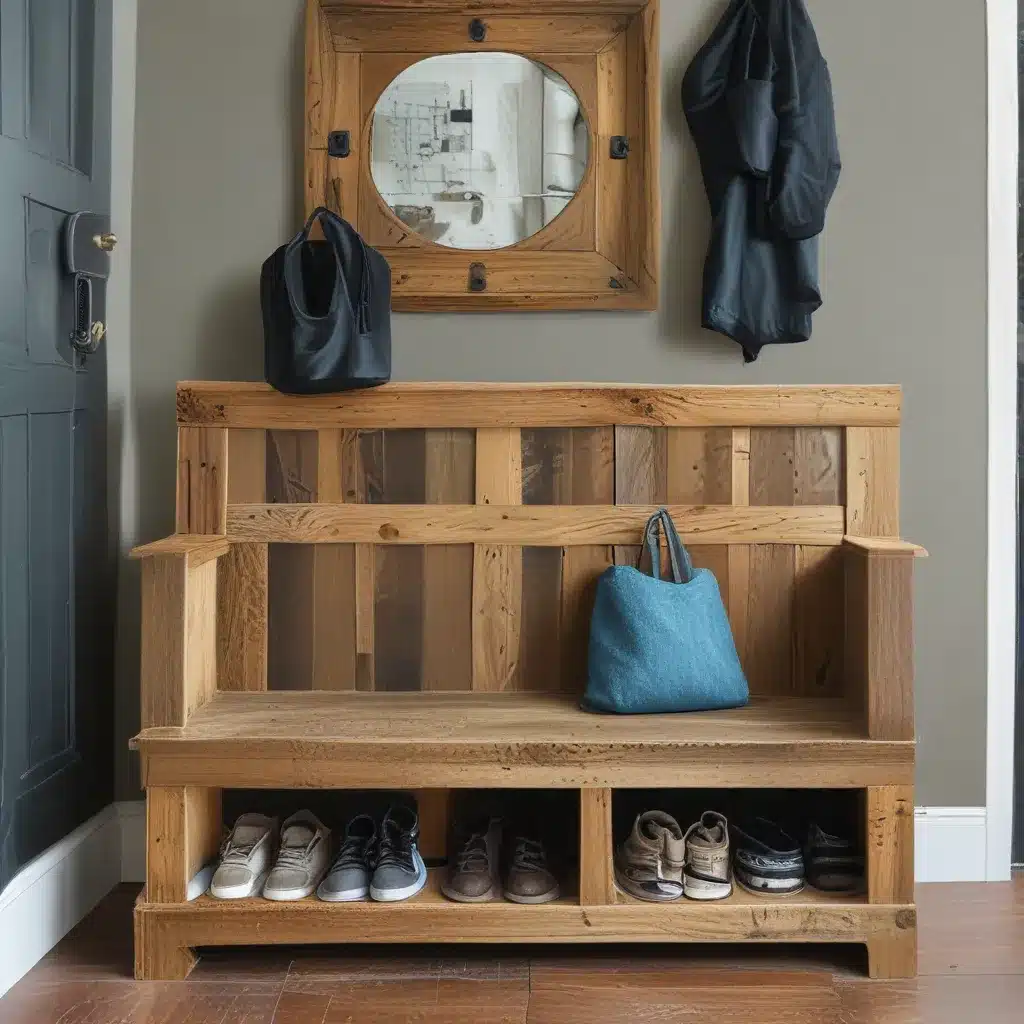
[846,426,900,536]
[624,0,659,302]
[227,429,268,503]
[216,543,269,692]
[355,431,382,690]
[320,0,652,11]
[612,425,665,566]
[140,556,217,729]
[422,430,474,691]
[374,430,427,691]
[175,426,227,534]
[744,545,795,695]
[176,383,903,430]
[844,536,926,557]
[597,30,628,271]
[305,0,338,151]
[227,503,846,546]
[266,430,318,691]
[311,430,356,691]
[561,428,614,694]
[472,428,522,691]
[328,12,629,52]
[131,535,229,567]
[866,786,915,905]
[146,786,222,904]
[135,692,915,791]
[579,789,615,906]
[793,546,844,696]
[728,427,751,666]
[846,548,916,740]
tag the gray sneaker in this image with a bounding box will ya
[682,811,732,901]
[442,818,502,903]
[317,814,377,902]
[615,810,686,902]
[370,805,427,902]
[209,813,277,899]
[262,810,330,901]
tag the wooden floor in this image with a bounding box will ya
[2,879,1021,1023]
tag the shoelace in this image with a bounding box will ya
[455,834,491,872]
[376,826,414,870]
[511,838,547,872]
[277,832,321,869]
[220,834,261,864]
[333,833,373,869]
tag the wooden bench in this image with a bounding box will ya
[131,382,921,981]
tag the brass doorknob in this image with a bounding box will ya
[93,232,118,252]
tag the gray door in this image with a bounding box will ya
[0,0,113,891]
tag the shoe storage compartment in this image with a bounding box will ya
[131,381,920,982]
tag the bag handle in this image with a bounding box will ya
[642,509,696,584]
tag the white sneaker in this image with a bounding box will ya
[209,814,278,899]
[262,811,331,901]
[682,811,732,901]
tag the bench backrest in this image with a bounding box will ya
[175,382,901,698]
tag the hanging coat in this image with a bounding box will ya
[683,0,840,362]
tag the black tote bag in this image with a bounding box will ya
[262,207,391,394]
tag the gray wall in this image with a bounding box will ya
[129,0,988,805]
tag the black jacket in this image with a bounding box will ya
[683,0,840,362]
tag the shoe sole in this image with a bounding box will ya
[316,883,370,902]
[209,868,270,900]
[735,876,805,897]
[614,871,683,902]
[370,852,427,903]
[682,877,732,901]
[503,886,560,904]
[263,868,328,902]
[441,885,498,903]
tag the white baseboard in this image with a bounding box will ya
[915,806,988,882]
[118,800,146,883]
[0,804,124,998]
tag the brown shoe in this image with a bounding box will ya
[504,836,560,904]
[615,810,685,902]
[441,818,501,903]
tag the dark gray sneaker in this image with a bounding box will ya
[805,822,864,893]
[370,805,427,902]
[317,814,377,902]
[731,818,805,896]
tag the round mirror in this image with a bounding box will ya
[371,53,589,250]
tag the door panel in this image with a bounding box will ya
[0,0,112,891]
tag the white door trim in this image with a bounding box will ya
[985,0,1018,882]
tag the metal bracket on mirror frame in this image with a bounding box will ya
[328,130,351,158]
[468,263,487,292]
[468,18,486,42]
[610,136,630,159]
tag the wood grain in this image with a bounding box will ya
[216,544,269,692]
[793,546,843,695]
[140,556,217,729]
[867,787,915,906]
[846,548,916,740]
[472,429,522,691]
[846,426,900,536]
[227,503,846,546]
[266,430,318,691]
[146,786,222,904]
[177,383,903,430]
[328,12,629,52]
[422,430,474,691]
[135,691,914,791]
[175,427,227,535]
[131,535,229,567]
[596,31,628,272]
[579,789,615,906]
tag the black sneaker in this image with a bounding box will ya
[369,805,427,902]
[317,814,377,902]
[731,818,805,896]
[805,822,864,893]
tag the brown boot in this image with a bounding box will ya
[441,818,501,903]
[504,836,560,904]
[615,810,686,902]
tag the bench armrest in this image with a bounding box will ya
[134,536,224,729]
[844,539,922,740]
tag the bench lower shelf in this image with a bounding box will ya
[133,870,917,982]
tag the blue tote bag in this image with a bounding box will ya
[583,509,749,714]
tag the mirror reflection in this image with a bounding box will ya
[371,53,589,250]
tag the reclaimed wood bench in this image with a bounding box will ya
[131,382,922,980]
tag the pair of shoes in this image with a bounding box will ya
[441,818,560,904]
[210,810,329,901]
[209,806,426,903]
[615,810,731,902]
[318,806,427,903]
[731,818,863,896]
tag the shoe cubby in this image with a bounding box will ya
[132,381,919,982]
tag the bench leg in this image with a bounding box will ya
[867,924,917,979]
[147,786,222,903]
[579,788,616,905]
[134,906,197,981]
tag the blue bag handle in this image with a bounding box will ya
[643,509,696,584]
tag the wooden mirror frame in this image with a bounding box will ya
[305,0,660,311]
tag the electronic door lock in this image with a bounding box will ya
[64,212,113,358]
